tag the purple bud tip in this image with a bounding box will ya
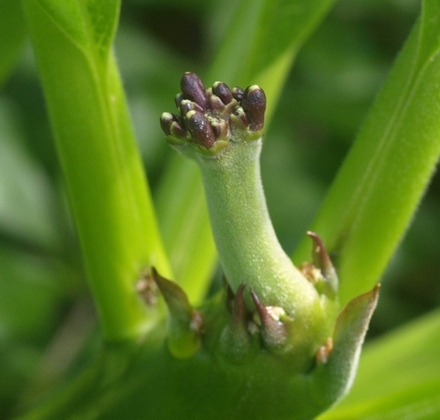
[163,73,266,148]
[208,95,225,113]
[230,107,249,129]
[186,110,216,148]
[174,93,184,109]
[181,72,208,109]
[160,112,175,136]
[306,231,338,296]
[211,118,229,140]
[232,87,244,101]
[179,99,194,116]
[250,290,272,326]
[213,81,233,104]
[241,85,266,131]
[160,112,187,139]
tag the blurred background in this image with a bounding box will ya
[1,0,438,417]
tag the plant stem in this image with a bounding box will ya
[197,140,313,306]
[161,74,338,366]
[23,0,172,340]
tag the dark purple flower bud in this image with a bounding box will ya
[186,110,216,148]
[170,122,187,138]
[230,107,249,130]
[175,93,185,108]
[211,118,229,140]
[160,112,187,139]
[179,100,193,116]
[241,85,266,131]
[181,72,208,110]
[213,81,233,104]
[179,99,205,116]
[232,86,244,101]
[208,95,225,114]
[160,112,176,136]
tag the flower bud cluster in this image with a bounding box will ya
[160,72,266,151]
[155,73,380,417]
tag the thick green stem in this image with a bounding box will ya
[195,139,334,367]
[196,140,312,306]
[23,0,172,341]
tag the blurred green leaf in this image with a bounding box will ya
[0,1,27,87]
[0,247,65,341]
[294,0,440,304]
[322,379,440,420]
[0,244,73,417]
[211,0,337,117]
[114,22,190,167]
[0,101,59,247]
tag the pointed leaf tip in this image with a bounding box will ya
[152,267,192,321]
[152,267,202,359]
[311,284,380,405]
[306,231,338,296]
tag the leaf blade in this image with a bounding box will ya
[319,308,440,419]
[0,1,27,87]
[294,0,440,304]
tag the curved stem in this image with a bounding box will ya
[196,140,314,309]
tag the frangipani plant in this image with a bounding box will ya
[1,0,440,419]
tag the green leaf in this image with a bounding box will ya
[210,0,337,118]
[321,379,440,420]
[0,102,59,247]
[294,0,440,304]
[24,0,120,59]
[319,308,440,419]
[0,1,27,87]
[311,285,380,407]
[22,0,172,340]
[26,0,88,48]
[81,0,120,56]
[156,0,339,301]
[155,160,215,303]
